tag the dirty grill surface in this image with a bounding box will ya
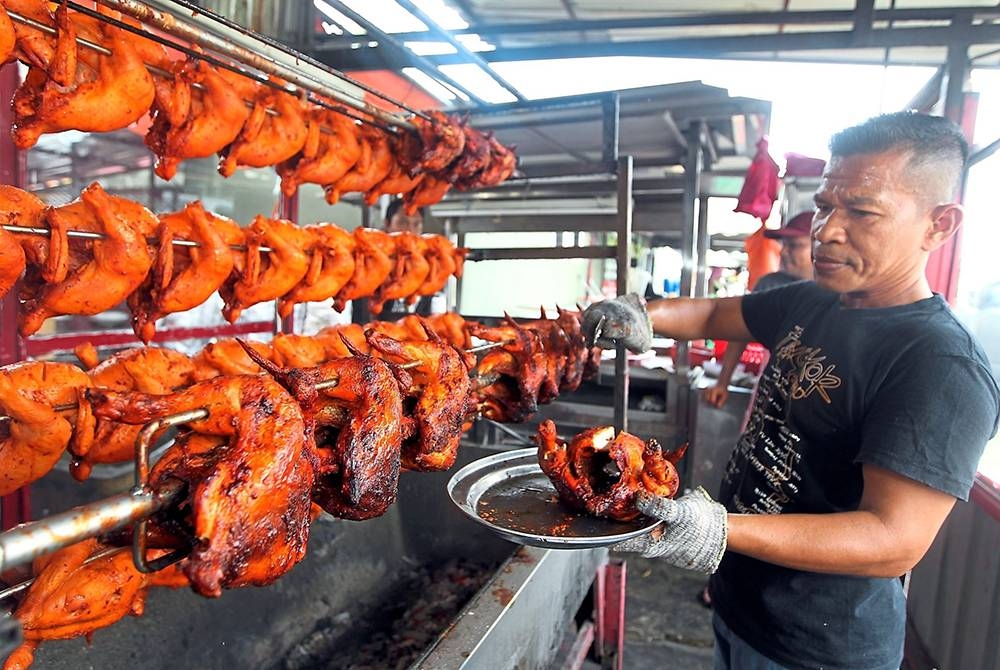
[280,559,499,670]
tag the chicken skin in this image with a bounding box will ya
[69,347,195,481]
[554,306,588,393]
[11,3,159,149]
[512,310,571,405]
[1,186,47,275]
[325,125,393,204]
[461,134,517,190]
[365,130,425,205]
[145,58,255,180]
[4,540,149,670]
[536,420,684,522]
[470,320,547,421]
[423,312,478,351]
[369,232,430,315]
[448,126,492,189]
[277,224,356,318]
[218,84,308,177]
[333,227,396,311]
[0,225,26,299]
[220,215,310,323]
[367,324,473,471]
[0,3,14,65]
[128,202,243,342]
[278,108,362,197]
[19,183,158,337]
[411,110,466,173]
[412,235,458,303]
[313,323,370,358]
[86,374,314,598]
[402,174,451,215]
[191,338,275,381]
[0,361,92,495]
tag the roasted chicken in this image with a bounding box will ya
[191,338,275,381]
[86,374,314,598]
[145,57,255,180]
[423,312,478,351]
[219,215,310,323]
[218,83,308,177]
[0,361,92,495]
[4,540,149,670]
[324,125,393,205]
[277,224,356,318]
[369,231,430,315]
[367,324,472,471]
[313,323,370,358]
[411,234,457,302]
[365,131,425,205]
[19,183,157,336]
[0,224,25,299]
[277,108,362,197]
[402,174,451,216]
[411,110,466,173]
[69,347,195,480]
[536,420,685,522]
[447,126,492,188]
[554,306,588,393]
[0,2,14,65]
[128,202,242,342]
[11,3,160,149]
[333,227,396,312]
[1,186,47,275]
[470,319,547,422]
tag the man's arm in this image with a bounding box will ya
[646,296,754,342]
[703,341,747,408]
[727,464,956,577]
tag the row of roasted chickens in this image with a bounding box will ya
[0,2,516,211]
[0,183,468,340]
[0,309,606,669]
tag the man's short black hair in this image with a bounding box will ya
[829,111,968,200]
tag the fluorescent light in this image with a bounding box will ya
[438,63,518,104]
[342,0,426,33]
[321,21,343,35]
[405,41,458,56]
[402,67,457,103]
[314,0,366,35]
[410,0,468,30]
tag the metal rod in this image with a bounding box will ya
[1,223,272,253]
[91,0,414,130]
[613,155,633,434]
[0,480,183,573]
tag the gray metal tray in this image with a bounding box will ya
[448,448,660,549]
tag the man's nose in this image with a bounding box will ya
[812,213,844,244]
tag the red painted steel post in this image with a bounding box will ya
[278,191,299,334]
[0,61,31,529]
[594,559,627,670]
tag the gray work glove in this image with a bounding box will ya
[612,487,728,574]
[580,293,653,354]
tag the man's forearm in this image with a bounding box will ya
[646,296,752,342]
[727,511,922,578]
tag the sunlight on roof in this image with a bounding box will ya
[402,67,457,103]
[491,57,936,161]
[313,0,366,35]
[411,0,469,30]
[341,0,426,33]
[439,64,519,104]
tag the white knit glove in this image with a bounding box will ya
[612,487,728,574]
[580,293,653,354]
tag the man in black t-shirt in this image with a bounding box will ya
[582,112,1000,670]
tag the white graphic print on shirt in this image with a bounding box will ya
[722,325,843,515]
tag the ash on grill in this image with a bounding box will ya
[280,558,498,670]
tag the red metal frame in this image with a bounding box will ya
[593,559,627,670]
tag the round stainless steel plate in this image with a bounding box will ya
[447,447,660,550]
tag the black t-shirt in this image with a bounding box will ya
[710,281,1000,670]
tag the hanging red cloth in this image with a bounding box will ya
[734,137,780,222]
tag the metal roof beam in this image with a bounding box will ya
[374,7,1000,41]
[392,0,526,102]
[853,0,875,46]
[421,23,1000,64]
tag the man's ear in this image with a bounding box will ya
[923,203,963,251]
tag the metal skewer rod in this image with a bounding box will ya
[1,223,274,253]
[6,9,391,132]
[0,546,128,602]
[89,0,416,130]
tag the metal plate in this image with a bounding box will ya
[448,448,660,550]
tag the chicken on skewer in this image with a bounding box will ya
[0,361,92,496]
[368,232,430,315]
[423,312,478,351]
[411,235,458,304]
[0,224,26,299]
[277,224,356,319]
[324,125,393,205]
[536,420,685,522]
[11,2,161,149]
[364,132,425,205]
[218,82,308,177]
[446,126,492,188]
[402,174,451,215]
[333,227,396,312]
[145,57,256,181]
[554,306,588,393]
[410,110,466,173]
[241,341,406,521]
[1,186,48,284]
[191,338,275,381]
[0,2,15,65]
[128,202,243,343]
[19,183,158,337]
[3,540,150,670]
[470,319,547,422]
[86,374,314,598]
[219,215,310,323]
[367,324,473,471]
[313,323,370,358]
[512,309,572,405]
[277,108,362,198]
[69,347,195,481]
